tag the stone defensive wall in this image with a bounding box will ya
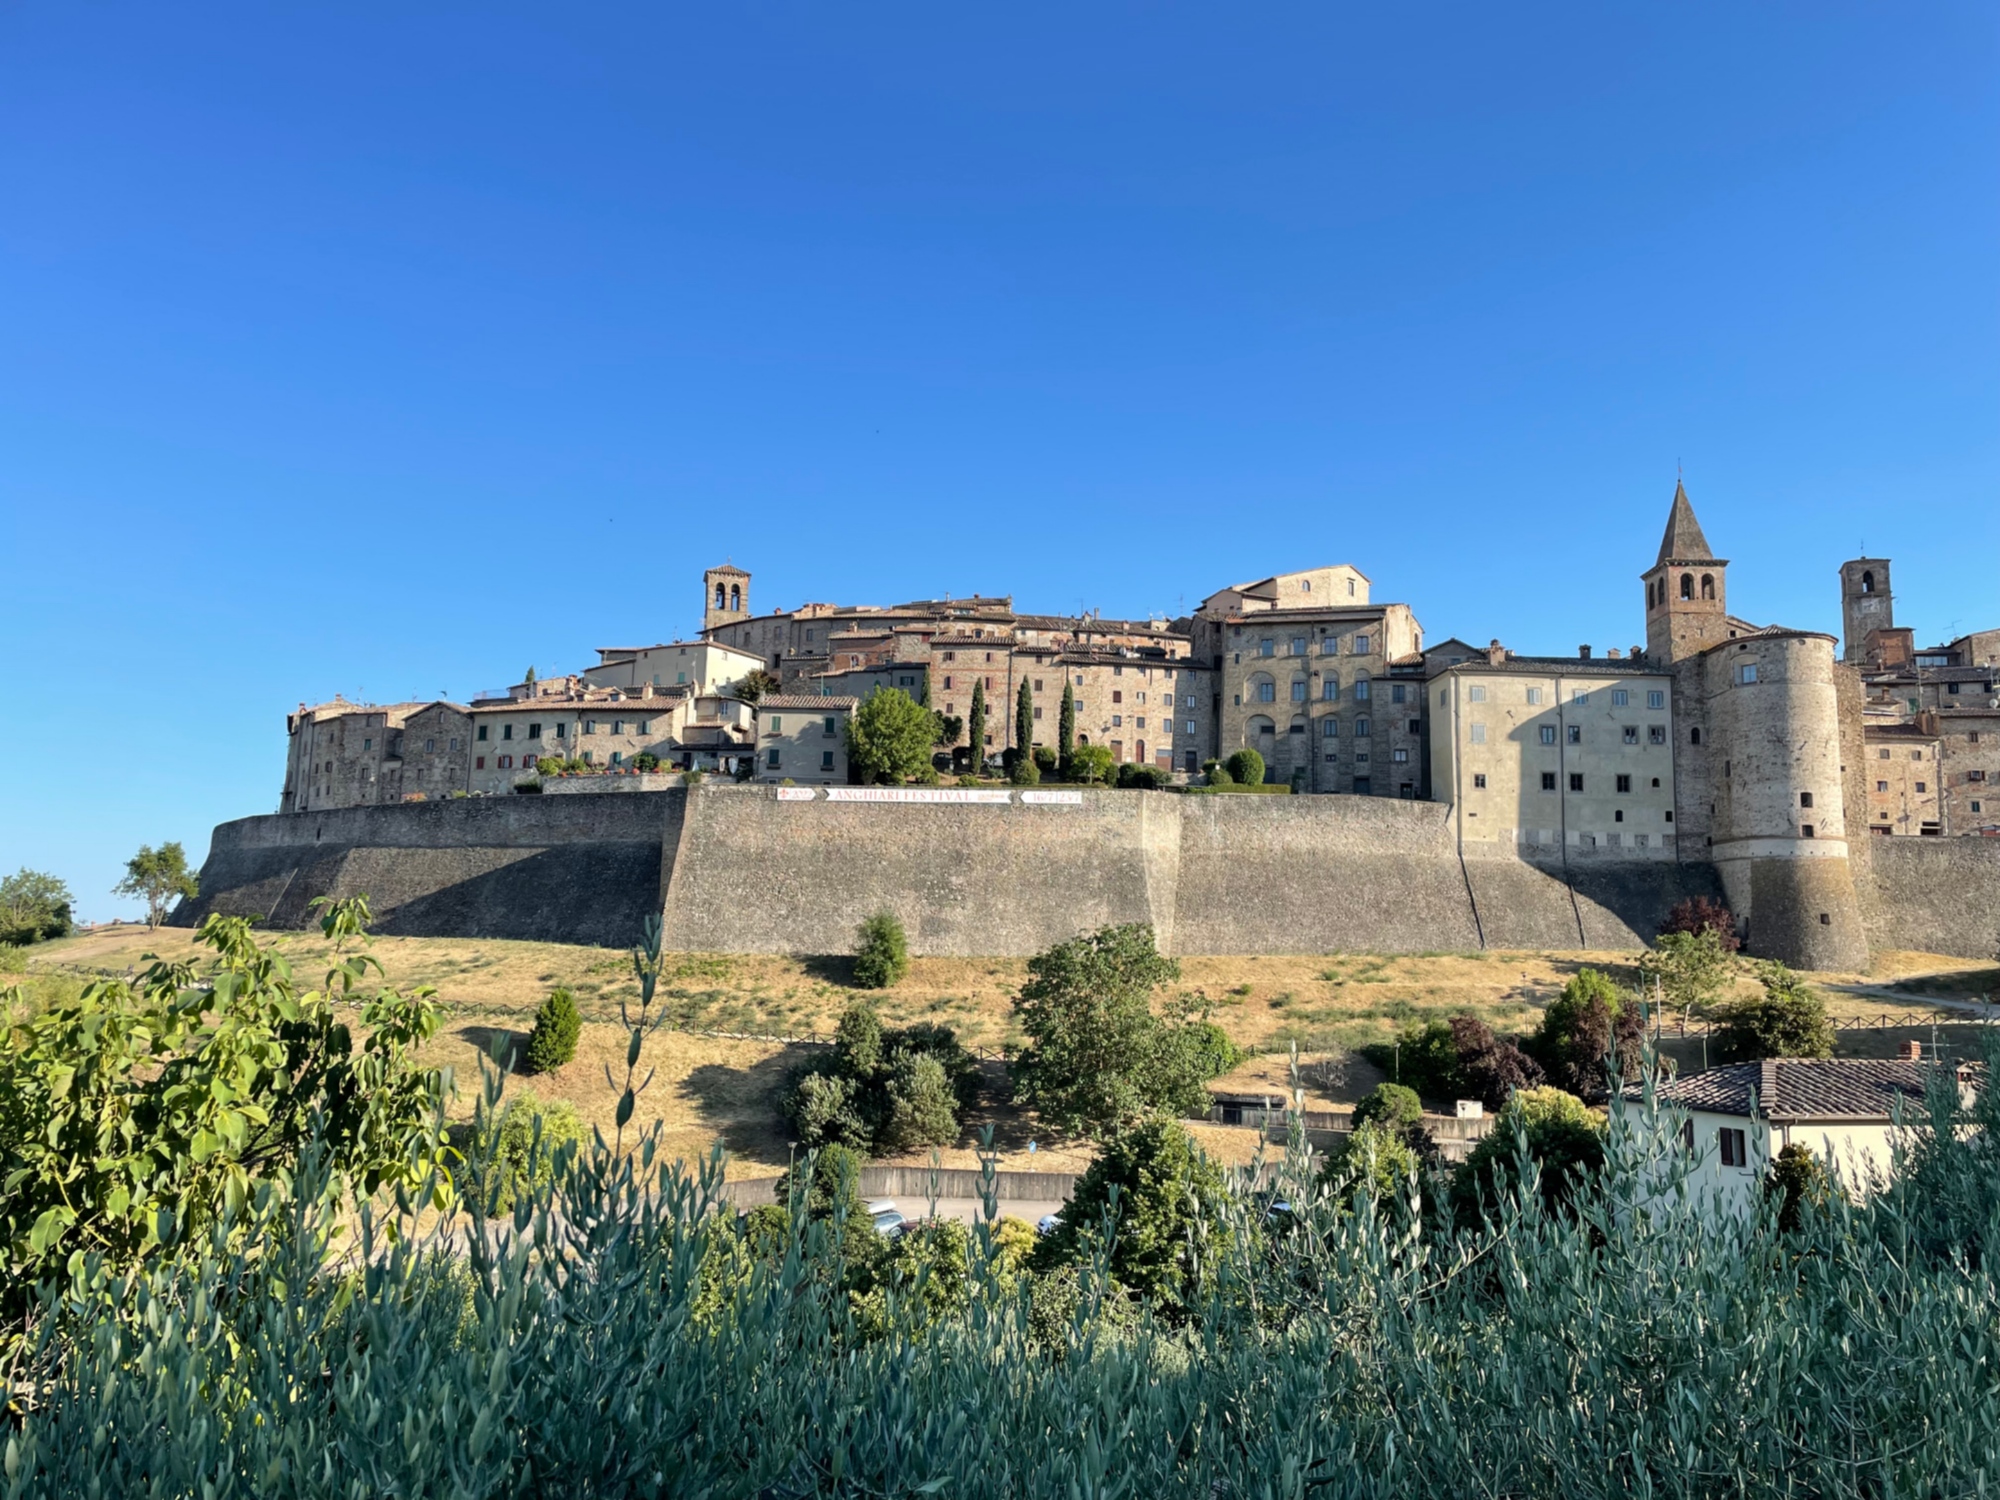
[179,783,1970,960]
[1863,835,2000,960]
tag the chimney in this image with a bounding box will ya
[1579,644,1593,660]
[1486,639,1505,667]
[1607,647,1623,660]
[1631,646,1645,663]
[1901,1040,1924,1062]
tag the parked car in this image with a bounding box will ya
[1036,1214,1062,1236]
[870,1205,908,1238]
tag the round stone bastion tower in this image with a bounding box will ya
[1643,482,1868,970]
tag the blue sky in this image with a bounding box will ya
[3,3,1994,921]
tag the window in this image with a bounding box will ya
[449,738,459,751]
[1540,725,1557,745]
[363,738,372,750]
[1472,772,1485,788]
[1648,690,1666,709]
[768,716,782,733]
[1649,725,1666,745]
[1032,706,1043,720]
[477,725,488,741]
[476,756,486,770]
[1136,717,1146,729]
[503,725,514,740]
[1569,773,1584,792]
[1971,770,1988,782]
[1612,689,1629,706]
[1738,664,1759,684]
[612,719,625,735]
[1470,723,1487,744]
[528,724,541,740]
[767,748,780,769]
[1680,573,1694,601]
[1391,683,1406,704]
[1354,635,1371,654]
[1616,774,1632,793]
[1322,718,1339,738]
[1572,690,1589,704]
[1878,748,1890,760]
[1323,639,1340,655]
[1975,801,1985,814]
[1801,824,1816,838]
[1877,781,1889,793]
[1719,1128,1747,1168]
[1354,679,1370,701]
[1469,686,1486,703]
[555,723,567,741]
[1184,719,1195,734]
[1112,690,1123,704]
[1292,637,1308,656]
[1526,687,1543,705]
[424,738,435,753]
[584,720,596,735]
[1799,791,1814,809]
[1259,639,1275,657]
[1183,694,1196,708]
[677,672,687,685]
[1322,679,1338,700]
[824,716,837,735]
[1112,715,1122,727]
[821,751,835,770]
[1291,680,1307,702]
[1622,726,1639,745]
[499,754,512,769]
[1393,748,1409,763]
[1567,725,1582,745]
[1910,750,1923,762]
[1541,772,1558,792]
[1254,681,1274,703]
[1914,783,1926,794]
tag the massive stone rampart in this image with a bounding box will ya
[1863,836,2000,959]
[183,786,1751,956]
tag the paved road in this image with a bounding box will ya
[1822,982,1999,1020]
[878,1196,1068,1229]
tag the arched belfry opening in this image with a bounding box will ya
[1680,573,1694,600]
[1701,574,1715,601]
[1861,570,1874,594]
[730,584,741,611]
[715,583,727,610]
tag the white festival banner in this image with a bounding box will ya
[822,787,1014,805]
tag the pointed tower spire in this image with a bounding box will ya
[1655,479,1713,565]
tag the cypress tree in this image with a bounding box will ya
[1016,678,1034,761]
[1058,681,1076,769]
[967,679,988,773]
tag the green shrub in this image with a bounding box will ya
[784,1001,977,1152]
[1455,1085,1604,1226]
[853,912,910,989]
[1032,746,1058,774]
[1203,758,1232,785]
[1712,963,1835,1061]
[1225,748,1266,786]
[466,1092,586,1216]
[1351,1081,1424,1133]
[524,988,582,1073]
[882,1051,961,1150]
[1363,1019,1464,1100]
[634,751,662,772]
[1117,762,1167,790]
[0,944,27,975]
[788,1071,870,1150]
[684,768,706,785]
[1526,967,1644,1100]
[1010,754,1041,786]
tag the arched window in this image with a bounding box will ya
[1290,677,1308,703]
[1680,573,1694,600]
[1135,740,1146,762]
[1248,715,1276,738]
[1701,574,1715,601]
[1321,676,1339,701]
[730,584,741,610]
[1251,674,1277,703]
[714,583,727,609]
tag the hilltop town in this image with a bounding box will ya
[285,483,1998,837]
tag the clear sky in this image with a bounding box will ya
[3,3,1995,921]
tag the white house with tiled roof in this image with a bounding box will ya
[1640,1050,1973,1211]
[753,695,858,783]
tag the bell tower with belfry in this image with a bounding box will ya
[1640,479,1730,663]
[703,564,750,636]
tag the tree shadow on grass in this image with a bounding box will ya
[457,1024,526,1074]
[679,1044,818,1169]
[799,954,858,987]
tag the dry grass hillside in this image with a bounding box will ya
[19,924,1996,1180]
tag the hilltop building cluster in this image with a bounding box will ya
[280,485,1995,966]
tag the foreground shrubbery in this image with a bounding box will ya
[5,1034,1998,1497]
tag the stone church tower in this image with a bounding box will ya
[703,564,751,635]
[1644,483,1868,971]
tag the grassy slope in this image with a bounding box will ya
[20,925,1997,1178]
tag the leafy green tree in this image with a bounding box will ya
[0,867,74,945]
[789,1072,870,1150]
[845,688,935,784]
[523,665,538,687]
[1058,681,1076,769]
[835,1000,885,1073]
[785,1001,976,1152]
[113,841,198,929]
[1011,923,1214,1137]
[1448,1012,1543,1110]
[1527,967,1645,1101]
[853,911,910,989]
[524,988,582,1073]
[1068,743,1115,785]
[1016,678,1035,762]
[933,712,963,748]
[1455,1085,1604,1227]
[1030,1116,1232,1311]
[1766,1142,1837,1233]
[1225,748,1265,786]
[1660,894,1740,952]
[882,1052,961,1151]
[1368,1018,1464,1099]
[1712,963,1835,1061]
[0,897,448,1313]
[1321,1119,1424,1207]
[1638,929,1734,1021]
[967,679,988,770]
[732,667,782,703]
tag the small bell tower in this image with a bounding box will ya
[703,564,750,635]
[1640,480,1729,663]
